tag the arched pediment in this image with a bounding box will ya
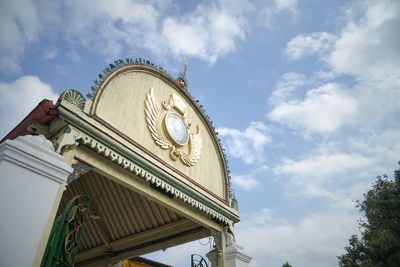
[86,60,233,206]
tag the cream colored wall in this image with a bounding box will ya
[94,70,226,199]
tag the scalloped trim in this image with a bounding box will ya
[69,129,233,225]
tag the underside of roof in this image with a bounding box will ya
[58,170,210,266]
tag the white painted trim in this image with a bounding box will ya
[0,135,72,184]
[225,248,252,263]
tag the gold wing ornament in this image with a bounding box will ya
[180,126,202,166]
[144,88,202,167]
[145,88,172,149]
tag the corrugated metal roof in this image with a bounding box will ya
[57,170,200,263]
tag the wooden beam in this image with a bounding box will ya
[77,218,198,263]
[78,227,210,267]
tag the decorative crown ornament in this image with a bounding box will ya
[145,88,202,166]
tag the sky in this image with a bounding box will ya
[0,0,399,266]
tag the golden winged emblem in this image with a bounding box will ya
[145,88,202,166]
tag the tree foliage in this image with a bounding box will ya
[282,262,293,267]
[338,166,400,267]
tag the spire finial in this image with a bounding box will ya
[177,56,189,92]
[183,56,188,79]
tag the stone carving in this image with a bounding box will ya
[60,90,86,110]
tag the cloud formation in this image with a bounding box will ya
[237,207,358,267]
[275,153,371,180]
[258,0,299,27]
[0,0,250,70]
[0,76,58,138]
[0,0,305,73]
[232,174,259,190]
[328,1,400,80]
[272,0,400,135]
[218,121,271,164]
[268,83,358,134]
[162,2,247,63]
[268,72,307,106]
[285,32,336,60]
[0,0,41,72]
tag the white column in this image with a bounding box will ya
[225,234,252,267]
[0,135,72,267]
[208,233,252,267]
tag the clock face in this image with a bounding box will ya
[164,112,189,146]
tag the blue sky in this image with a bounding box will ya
[1,0,399,266]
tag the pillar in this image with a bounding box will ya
[207,232,252,267]
[225,233,252,267]
[0,135,72,267]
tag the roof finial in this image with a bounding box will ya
[183,56,188,79]
[177,56,189,92]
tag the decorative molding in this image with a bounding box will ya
[18,134,55,152]
[59,90,86,111]
[225,237,252,264]
[59,125,233,225]
[0,135,72,184]
[87,58,172,100]
[52,126,80,153]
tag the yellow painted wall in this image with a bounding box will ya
[124,259,151,267]
[93,69,226,200]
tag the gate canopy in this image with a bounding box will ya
[2,58,240,266]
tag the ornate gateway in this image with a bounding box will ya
[0,58,245,267]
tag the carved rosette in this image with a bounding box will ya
[60,90,86,110]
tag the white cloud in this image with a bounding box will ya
[273,151,372,200]
[0,76,58,138]
[285,1,400,82]
[285,32,336,60]
[271,127,400,200]
[279,1,400,132]
[63,0,160,61]
[57,0,250,64]
[230,165,268,191]
[218,121,271,164]
[327,1,400,124]
[0,0,304,71]
[237,207,358,267]
[0,0,41,72]
[162,3,247,63]
[268,72,307,106]
[42,48,58,60]
[145,206,359,267]
[258,0,299,27]
[328,1,400,80]
[232,174,259,190]
[274,0,297,12]
[268,83,358,134]
[348,128,400,174]
[275,153,371,181]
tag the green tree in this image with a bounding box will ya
[282,262,292,267]
[338,165,400,267]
